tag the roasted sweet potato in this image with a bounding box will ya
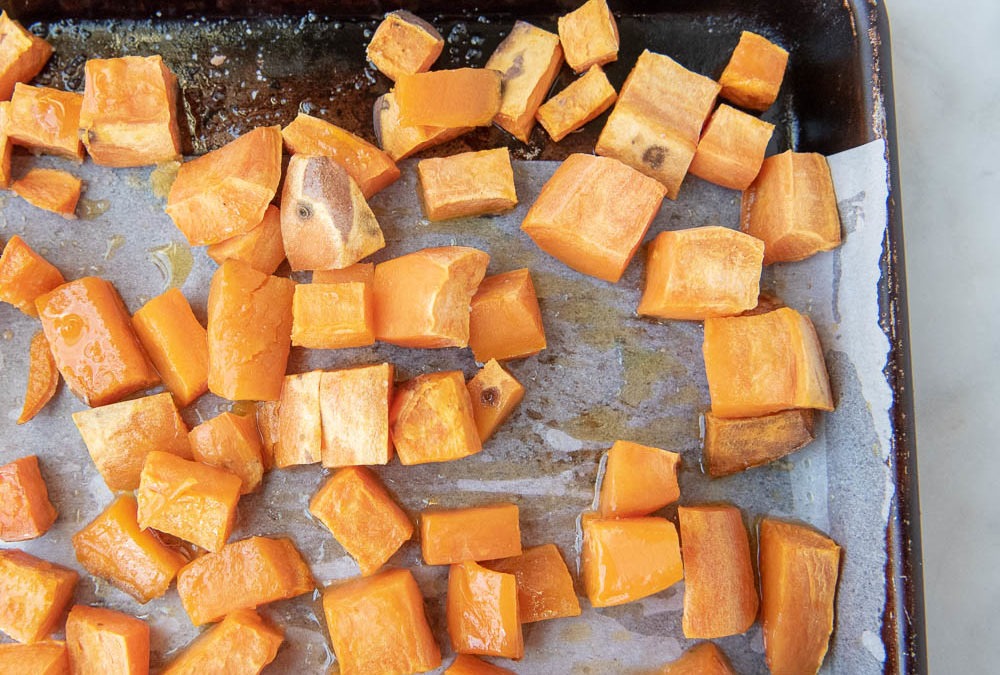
[598,440,681,517]
[0,12,53,101]
[446,655,515,675]
[291,282,375,349]
[469,268,546,363]
[161,609,283,675]
[0,235,64,317]
[313,262,374,285]
[0,549,77,644]
[206,204,286,276]
[188,412,264,494]
[466,359,525,442]
[0,455,57,542]
[0,101,10,186]
[448,561,523,659]
[396,68,502,128]
[255,400,280,470]
[659,642,737,675]
[17,330,59,424]
[391,371,482,465]
[689,104,774,190]
[0,640,68,675]
[319,363,394,467]
[703,409,816,476]
[11,168,81,219]
[483,543,581,623]
[557,0,619,73]
[6,84,83,160]
[276,370,322,468]
[719,31,789,111]
[373,91,471,162]
[536,65,617,142]
[65,605,149,675]
[417,148,517,221]
[421,503,521,565]
[366,11,444,82]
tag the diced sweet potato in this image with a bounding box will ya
[581,516,683,607]
[703,409,816,476]
[557,0,619,73]
[65,606,148,675]
[366,11,444,82]
[417,148,517,221]
[638,226,764,320]
[536,65,617,142]
[309,466,413,575]
[0,235,64,317]
[446,655,515,675]
[659,642,737,675]
[11,168,81,219]
[177,536,314,626]
[206,204,286,276]
[0,101,13,186]
[136,451,242,553]
[72,392,191,492]
[760,518,841,675]
[483,543,581,623]
[391,371,482,465]
[6,84,83,160]
[703,307,833,418]
[0,640,68,675]
[741,150,841,264]
[313,262,374,285]
[396,68,502,128]
[689,104,774,190]
[292,282,375,349]
[448,561,523,660]
[0,12,53,102]
[421,503,521,565]
[0,455,57,541]
[319,363,394,467]
[678,505,758,638]
[276,370,322,468]
[322,568,441,675]
[373,92,471,162]
[132,288,209,408]
[469,268,546,363]
[522,153,665,282]
[466,359,525,442]
[206,260,294,402]
[0,549,77,644]
[719,31,789,112]
[255,400,279,471]
[160,609,283,675]
[373,246,490,348]
[188,412,264,494]
[597,440,680,517]
[282,112,400,199]
[17,330,59,424]
[484,21,563,142]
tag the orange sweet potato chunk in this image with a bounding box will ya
[446,654,516,675]
[689,104,774,190]
[18,330,59,424]
[719,31,789,112]
[132,288,209,408]
[309,466,413,576]
[206,204,286,276]
[276,370,322,468]
[0,455,57,542]
[0,235,64,316]
[760,518,841,675]
[177,537,314,626]
[0,101,11,186]
[366,10,444,82]
[581,516,683,607]
[373,246,490,348]
[313,262,374,285]
[417,148,517,221]
[536,65,617,142]
[292,282,374,349]
[448,561,522,660]
[396,68,502,128]
[703,307,834,418]
[188,412,264,494]
[373,91,471,162]
[322,568,441,675]
[0,12,52,101]
[466,359,525,442]
[421,503,521,565]
[598,440,680,517]
[320,363,394,467]
[0,549,78,644]
[36,277,159,407]
[72,392,191,492]
[6,84,83,160]
[390,371,482,465]
[522,153,665,282]
[0,640,68,675]
[161,609,282,675]
[469,268,546,363]
[11,168,81,219]
[557,0,619,73]
[483,543,581,623]
[65,606,148,675]
[206,260,294,402]
[678,505,758,638]
[703,409,816,477]
[255,400,279,471]
[659,642,737,675]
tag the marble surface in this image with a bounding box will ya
[889,0,1000,671]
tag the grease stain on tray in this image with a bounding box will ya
[148,241,194,290]
[150,160,181,199]
[103,234,126,260]
[79,198,111,220]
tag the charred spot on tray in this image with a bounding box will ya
[642,146,667,170]
[481,386,501,407]
[297,202,313,219]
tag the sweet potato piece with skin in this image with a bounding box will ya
[366,11,444,82]
[161,609,282,675]
[188,412,264,494]
[373,246,490,348]
[522,153,666,282]
[206,204,285,276]
[12,168,81,218]
[448,561,523,660]
[689,104,775,190]
[373,92,471,162]
[760,518,841,675]
[421,503,521,565]
[483,543,581,623]
[292,282,374,349]
[466,359,525,442]
[557,0,619,73]
[396,69,502,128]
[659,642,737,675]
[536,65,617,142]
[0,12,53,102]
[276,370,322,468]
[469,268,546,363]
[176,536,314,626]
[0,641,69,675]
[391,371,482,465]
[446,655,515,675]
[0,550,78,644]
[313,261,374,285]
[598,440,680,517]
[719,31,789,112]
[0,235,64,317]
[18,330,59,424]
[65,606,148,675]
[0,101,12,186]
[320,363,394,467]
[255,400,279,470]
[6,84,83,160]
[703,409,816,476]
[0,456,57,541]
[322,569,441,675]
[417,148,517,221]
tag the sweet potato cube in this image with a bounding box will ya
[0,550,77,644]
[391,371,482,465]
[0,235,64,316]
[373,92,471,162]
[469,268,545,363]
[638,226,764,320]
[522,153,665,282]
[719,31,789,112]
[396,68,502,128]
[417,148,517,221]
[678,505,758,638]
[0,456,57,542]
[309,466,413,575]
[319,363,394,467]
[132,288,209,408]
[166,126,282,246]
[313,262,374,285]
[255,400,279,471]
[0,641,68,675]
[483,543,581,623]
[136,451,241,553]
[466,359,525,442]
[581,516,683,607]
[176,536,314,626]
[276,370,322,468]
[282,112,400,199]
[484,21,563,142]
[6,84,83,160]
[703,307,833,418]
[689,104,774,190]
[421,503,521,565]
[448,561,522,660]
[366,10,444,82]
[0,101,12,186]
[760,518,841,675]
[322,568,441,675]
[11,168,81,219]
[206,260,294,402]
[206,204,286,276]
[660,642,737,675]
[597,440,680,517]
[188,412,264,494]
[0,12,52,101]
[65,606,148,675]
[72,392,191,492]
[536,65,617,142]
[703,409,816,476]
[446,655,515,675]
[741,150,841,264]
[160,609,282,675]
[72,495,187,604]
[373,246,490,348]
[292,282,374,349]
[557,0,619,73]
[18,330,59,424]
